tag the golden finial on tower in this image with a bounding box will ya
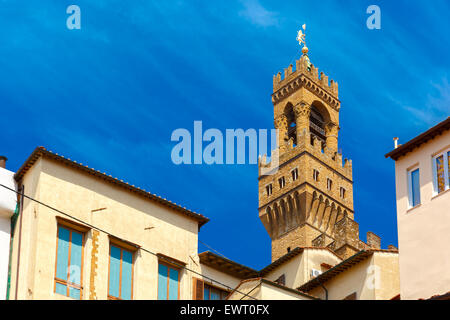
[296,24,308,55]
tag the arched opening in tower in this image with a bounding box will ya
[284,103,297,147]
[309,105,326,148]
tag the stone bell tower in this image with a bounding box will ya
[258,32,377,262]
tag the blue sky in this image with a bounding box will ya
[0,0,449,269]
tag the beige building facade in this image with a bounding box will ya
[7,147,243,300]
[299,250,399,300]
[386,117,450,300]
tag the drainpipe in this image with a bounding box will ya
[318,280,328,300]
[6,203,19,300]
[14,185,25,300]
[314,276,328,300]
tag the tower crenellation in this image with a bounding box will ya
[273,56,339,99]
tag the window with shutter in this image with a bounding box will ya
[54,225,84,300]
[193,278,204,300]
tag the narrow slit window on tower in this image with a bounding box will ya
[279,177,286,189]
[313,169,319,182]
[340,187,346,199]
[266,184,273,196]
[291,168,298,181]
[285,103,297,146]
[327,178,333,191]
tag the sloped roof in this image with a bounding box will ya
[298,249,398,292]
[259,247,342,276]
[385,117,450,161]
[201,246,342,279]
[227,277,319,300]
[15,147,209,227]
[199,251,258,279]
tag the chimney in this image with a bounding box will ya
[0,156,7,169]
[393,137,399,149]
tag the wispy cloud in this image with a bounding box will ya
[394,77,450,126]
[239,0,278,27]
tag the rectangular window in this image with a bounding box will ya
[291,168,298,181]
[54,225,84,299]
[327,178,333,191]
[266,184,273,196]
[108,244,133,300]
[433,149,450,195]
[313,169,319,182]
[340,187,346,199]
[278,177,286,189]
[204,284,229,300]
[408,168,421,207]
[158,262,180,300]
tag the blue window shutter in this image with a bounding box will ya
[69,231,83,285]
[121,250,133,300]
[168,268,179,300]
[211,289,220,300]
[109,245,121,298]
[56,226,70,281]
[204,286,210,300]
[158,264,168,300]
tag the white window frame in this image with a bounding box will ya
[407,166,421,208]
[432,147,450,196]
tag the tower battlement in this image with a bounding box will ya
[272,55,339,103]
[258,138,352,180]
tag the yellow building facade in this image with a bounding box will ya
[8,147,243,300]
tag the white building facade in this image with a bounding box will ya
[0,156,17,300]
[386,117,450,300]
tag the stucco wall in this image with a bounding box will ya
[308,252,399,300]
[0,217,10,300]
[9,157,204,300]
[0,166,16,300]
[199,264,242,293]
[394,130,450,300]
[227,279,313,300]
[265,248,341,289]
[260,282,311,300]
[0,167,16,218]
[227,279,262,300]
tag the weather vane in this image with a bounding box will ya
[296,24,308,55]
